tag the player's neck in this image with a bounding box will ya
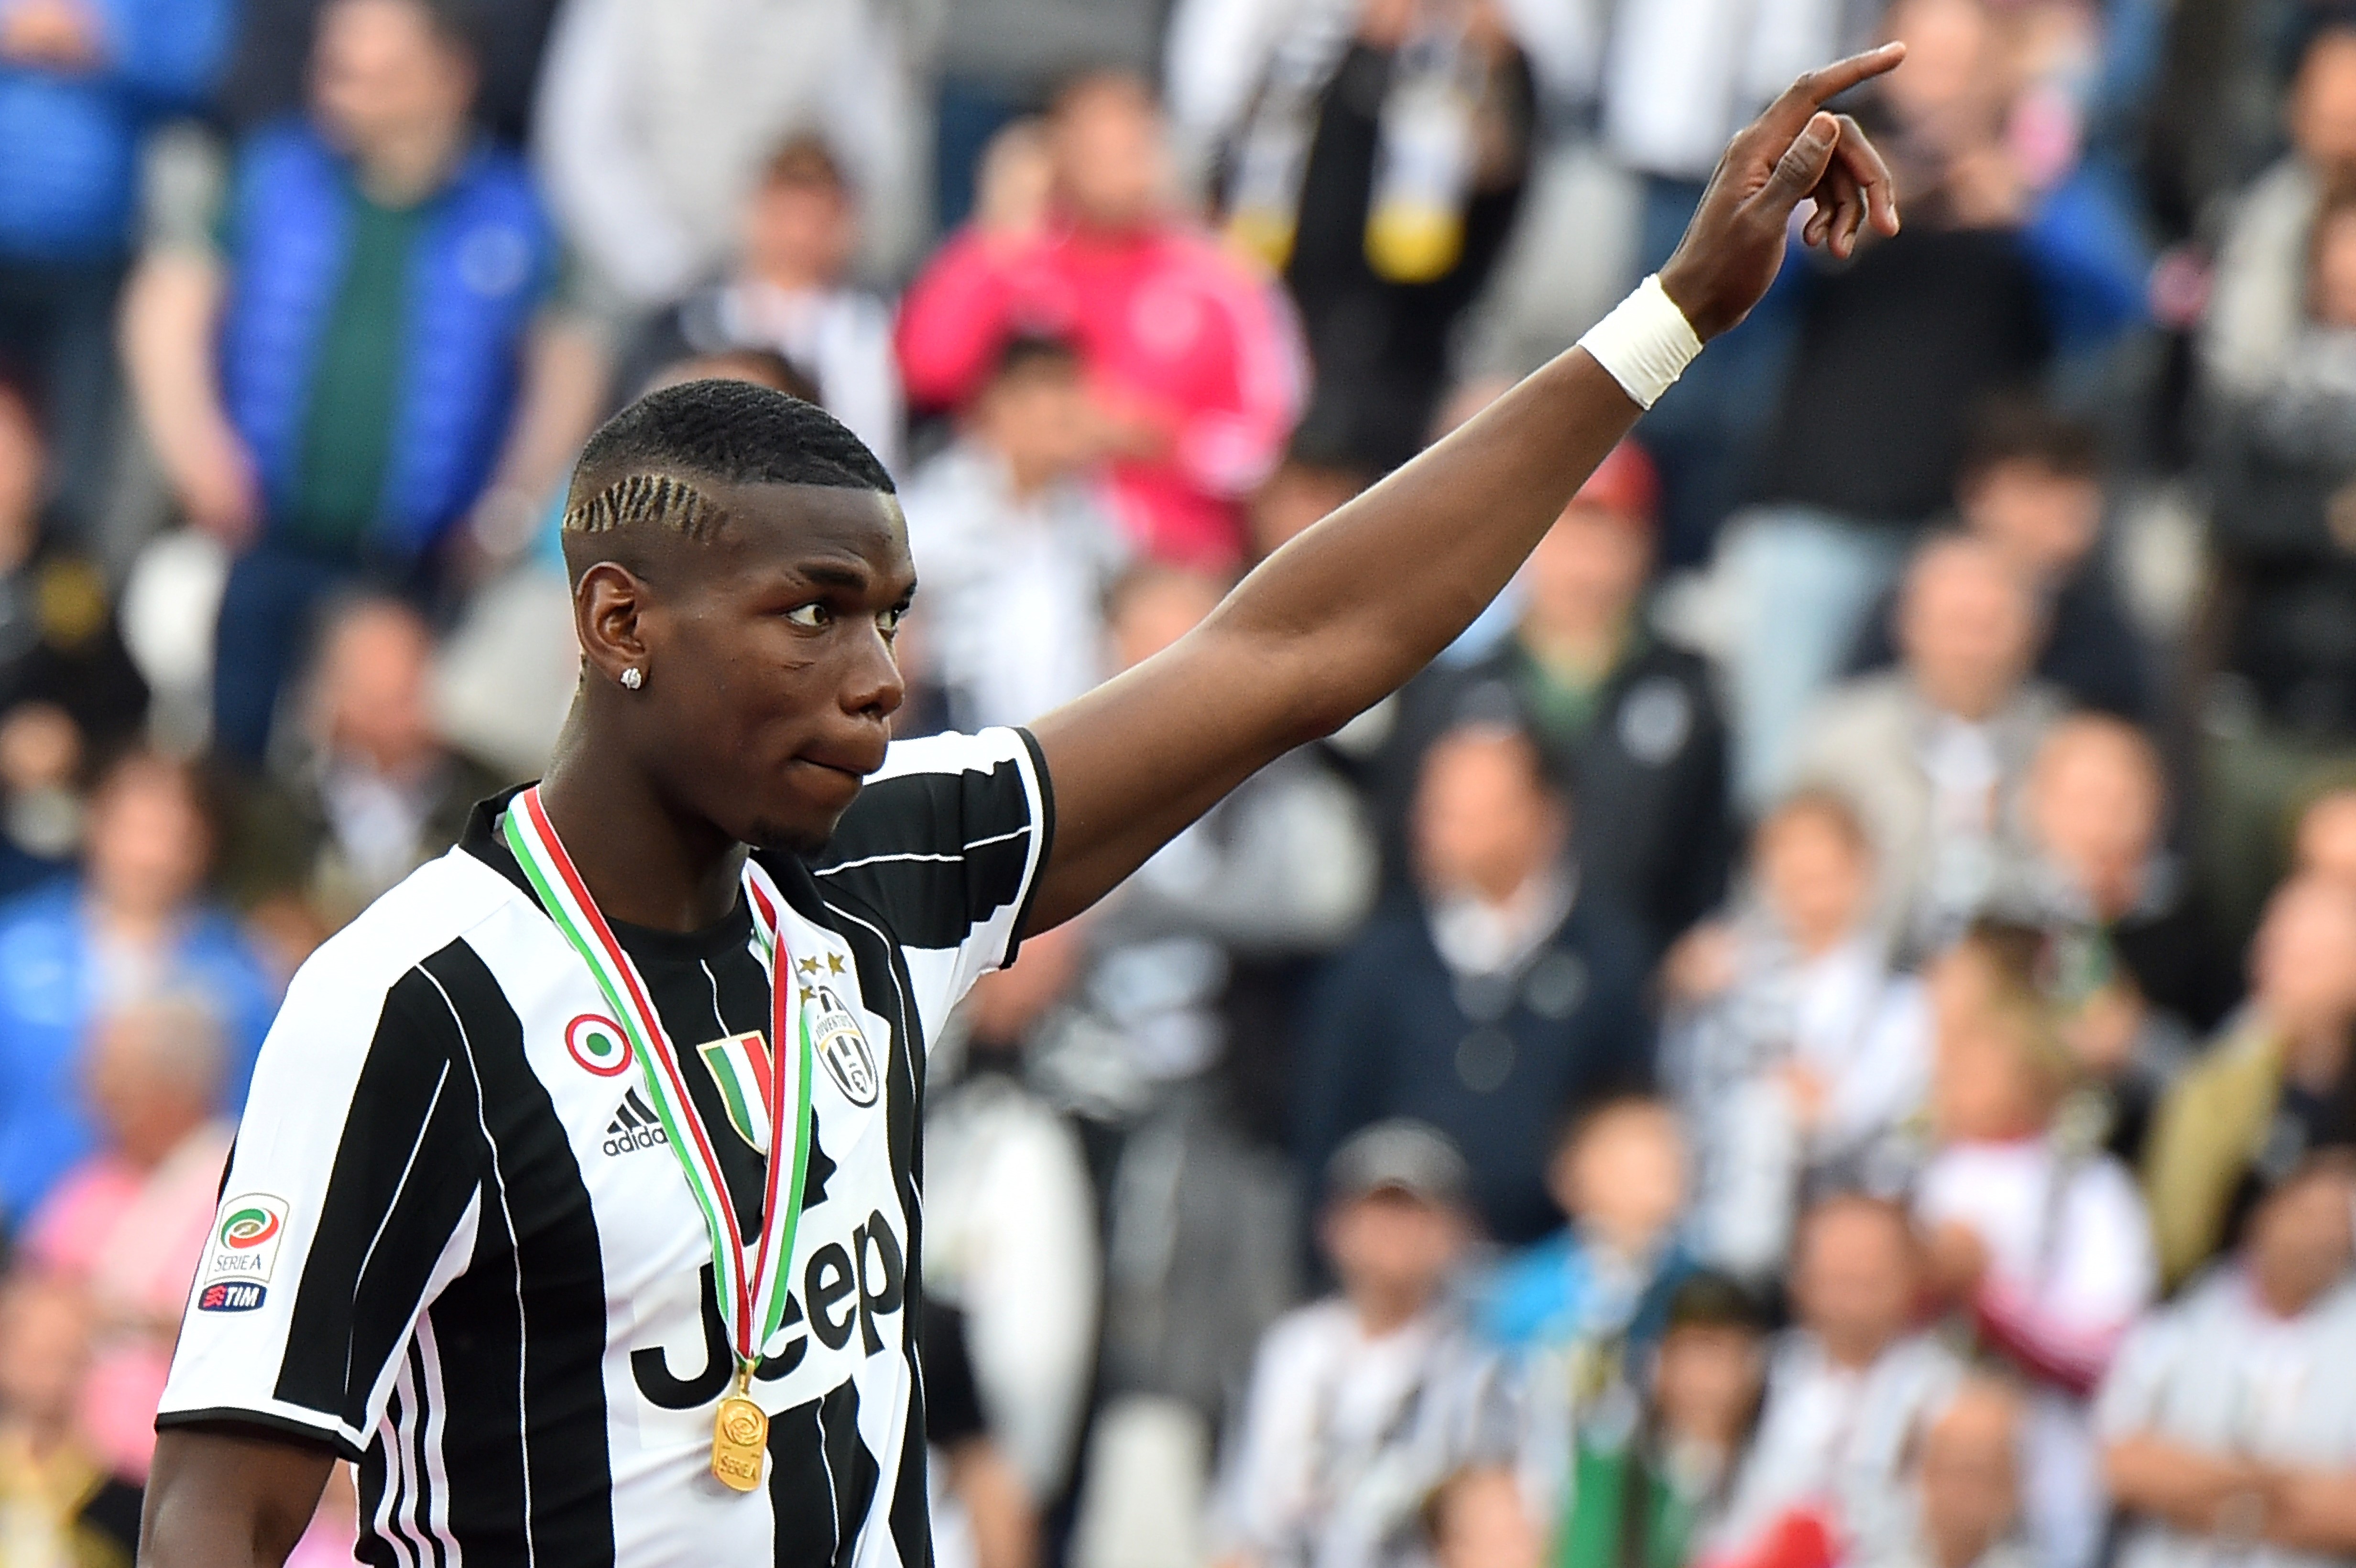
[537,737,747,934]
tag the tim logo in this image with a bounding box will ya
[199,1282,266,1313]
[811,987,879,1107]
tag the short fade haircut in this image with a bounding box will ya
[562,379,894,550]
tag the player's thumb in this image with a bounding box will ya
[1760,112,1839,210]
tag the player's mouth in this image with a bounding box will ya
[787,742,886,802]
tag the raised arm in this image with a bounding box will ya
[1024,47,1903,933]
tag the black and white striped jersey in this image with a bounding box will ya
[158,728,1054,1568]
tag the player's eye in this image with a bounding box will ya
[877,607,904,640]
[784,603,831,629]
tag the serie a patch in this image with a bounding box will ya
[201,1193,290,1293]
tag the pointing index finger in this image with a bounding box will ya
[1758,42,1907,143]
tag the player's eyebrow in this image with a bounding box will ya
[795,561,874,592]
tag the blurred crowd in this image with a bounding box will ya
[5,0,2356,1567]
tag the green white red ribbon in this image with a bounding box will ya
[502,786,816,1376]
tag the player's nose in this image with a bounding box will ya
[840,621,905,726]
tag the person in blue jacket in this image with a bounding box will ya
[122,0,598,764]
[0,748,276,1225]
[0,0,235,541]
[1296,705,1655,1245]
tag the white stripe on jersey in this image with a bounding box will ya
[159,727,1054,1568]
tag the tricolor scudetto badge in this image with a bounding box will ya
[696,1032,776,1154]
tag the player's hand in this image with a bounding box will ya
[1658,44,1905,341]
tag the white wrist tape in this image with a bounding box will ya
[1576,274,1704,410]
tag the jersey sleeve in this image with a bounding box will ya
[156,948,488,1459]
[810,726,1054,1025]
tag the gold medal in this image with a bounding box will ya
[711,1366,767,1492]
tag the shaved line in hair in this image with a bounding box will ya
[562,472,729,543]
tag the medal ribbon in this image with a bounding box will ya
[502,787,817,1379]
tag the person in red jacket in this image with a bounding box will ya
[897,73,1306,570]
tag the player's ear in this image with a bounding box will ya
[575,562,653,687]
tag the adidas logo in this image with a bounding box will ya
[604,1088,669,1157]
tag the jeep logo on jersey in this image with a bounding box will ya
[810,986,880,1106]
[630,1209,905,1408]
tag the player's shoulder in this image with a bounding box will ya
[273,848,526,1032]
[819,726,1047,860]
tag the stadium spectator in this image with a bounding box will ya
[19,996,233,1482]
[1862,1379,2036,1568]
[898,336,1127,734]
[1847,402,2155,726]
[1246,434,1370,563]
[926,1295,1045,1568]
[1208,0,1539,472]
[1421,1465,1542,1568]
[1061,561,1374,1137]
[0,0,231,544]
[2202,117,2356,936]
[1479,1096,1697,1556]
[1214,1120,1497,1568]
[1790,536,2063,959]
[2145,875,2356,1287]
[2016,716,2236,1033]
[1709,1196,1963,1568]
[214,0,559,146]
[1548,1271,1769,1568]
[2294,785,2356,888]
[0,750,273,1223]
[927,924,1100,1513]
[1381,441,1733,955]
[618,133,903,473]
[1297,716,1651,1244]
[534,0,923,303]
[930,0,1167,234]
[0,378,148,897]
[122,0,591,765]
[1665,791,1930,1279]
[2006,716,2232,1161]
[2098,1153,2356,1568]
[1719,0,2140,805]
[2199,19,2356,414]
[1914,919,2157,1568]
[898,77,1304,570]
[1479,1096,1694,1360]
[0,1271,139,1561]
[221,595,503,940]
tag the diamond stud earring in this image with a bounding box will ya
[620,667,644,690]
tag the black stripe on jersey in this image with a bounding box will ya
[271,967,484,1437]
[810,744,1042,954]
[359,1382,404,1568]
[814,887,933,1568]
[766,1379,883,1568]
[407,1335,449,1568]
[417,939,616,1568]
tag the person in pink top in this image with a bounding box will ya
[21,996,236,1484]
[897,75,1306,570]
